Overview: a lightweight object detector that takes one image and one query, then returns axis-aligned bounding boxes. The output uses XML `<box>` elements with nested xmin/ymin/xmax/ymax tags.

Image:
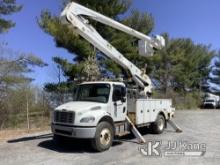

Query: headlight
<box><xmin>80</xmin><ymin>116</ymin><xmax>95</xmax><ymax>123</ymax></box>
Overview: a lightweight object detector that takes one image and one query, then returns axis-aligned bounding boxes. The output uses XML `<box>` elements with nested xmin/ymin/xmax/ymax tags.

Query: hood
<box><xmin>55</xmin><ymin>101</ymin><xmax>106</xmax><ymax>112</ymax></box>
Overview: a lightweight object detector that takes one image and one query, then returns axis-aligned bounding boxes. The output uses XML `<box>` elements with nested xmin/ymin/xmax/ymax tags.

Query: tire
<box><xmin>151</xmin><ymin>114</ymin><xmax>166</xmax><ymax>134</ymax></box>
<box><xmin>91</xmin><ymin>121</ymin><xmax>114</xmax><ymax>152</ymax></box>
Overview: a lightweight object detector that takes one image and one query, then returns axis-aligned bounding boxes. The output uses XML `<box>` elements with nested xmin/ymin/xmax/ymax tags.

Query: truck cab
<box><xmin>51</xmin><ymin>81</ymin><xmax>175</xmax><ymax>152</ymax></box>
<box><xmin>52</xmin><ymin>82</ymin><xmax>126</xmax><ymax>134</ymax></box>
<box><xmin>203</xmin><ymin>98</ymin><xmax>217</xmax><ymax>109</ymax></box>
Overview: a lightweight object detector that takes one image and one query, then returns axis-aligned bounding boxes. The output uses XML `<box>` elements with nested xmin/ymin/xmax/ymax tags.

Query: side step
<box><xmin>115</xmin><ymin>122</ymin><xmax>130</xmax><ymax>137</ymax></box>
<box><xmin>117</xmin><ymin>131</ymin><xmax>130</xmax><ymax>137</ymax></box>
<box><xmin>114</xmin><ymin>117</ymin><xmax>146</xmax><ymax>144</ymax></box>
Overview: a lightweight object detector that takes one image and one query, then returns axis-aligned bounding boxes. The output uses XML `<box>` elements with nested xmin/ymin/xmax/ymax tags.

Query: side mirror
<box><xmin>72</xmin><ymin>87</ymin><xmax>77</xmax><ymax>100</ymax></box>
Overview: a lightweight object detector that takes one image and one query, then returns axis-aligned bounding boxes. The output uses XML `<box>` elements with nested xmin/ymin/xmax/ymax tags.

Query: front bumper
<box><xmin>51</xmin><ymin>123</ymin><xmax>96</xmax><ymax>139</ymax></box>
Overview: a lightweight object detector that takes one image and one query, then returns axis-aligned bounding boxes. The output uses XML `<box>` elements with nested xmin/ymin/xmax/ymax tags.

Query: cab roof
<box><xmin>80</xmin><ymin>81</ymin><xmax>125</xmax><ymax>86</ymax></box>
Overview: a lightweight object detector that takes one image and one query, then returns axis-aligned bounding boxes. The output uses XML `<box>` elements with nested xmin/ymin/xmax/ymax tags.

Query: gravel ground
<box><xmin>0</xmin><ymin>110</ymin><xmax>220</xmax><ymax>165</ymax></box>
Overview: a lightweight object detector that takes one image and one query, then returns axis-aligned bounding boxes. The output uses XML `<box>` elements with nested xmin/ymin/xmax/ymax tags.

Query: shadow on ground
<box><xmin>38</xmin><ymin>138</ymin><xmax>124</xmax><ymax>153</ymax></box>
<box><xmin>38</xmin><ymin>127</ymin><xmax>153</xmax><ymax>153</ymax></box>
<box><xmin>7</xmin><ymin>127</ymin><xmax>170</xmax><ymax>153</ymax></box>
<box><xmin>7</xmin><ymin>133</ymin><xmax>52</xmax><ymax>143</ymax></box>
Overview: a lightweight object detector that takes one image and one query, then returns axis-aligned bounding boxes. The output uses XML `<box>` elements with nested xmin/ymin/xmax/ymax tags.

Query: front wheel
<box><xmin>151</xmin><ymin>114</ymin><xmax>166</xmax><ymax>134</ymax></box>
<box><xmin>91</xmin><ymin>121</ymin><xmax>113</xmax><ymax>152</ymax></box>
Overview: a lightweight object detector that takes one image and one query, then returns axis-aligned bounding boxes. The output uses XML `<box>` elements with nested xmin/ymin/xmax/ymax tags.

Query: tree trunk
<box><xmin>26</xmin><ymin>93</ymin><xmax>30</xmax><ymax>132</ymax></box>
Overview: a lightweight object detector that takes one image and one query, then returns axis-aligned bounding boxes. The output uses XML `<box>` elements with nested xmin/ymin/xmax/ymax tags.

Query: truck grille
<box><xmin>54</xmin><ymin>111</ymin><xmax>75</xmax><ymax>124</ymax></box>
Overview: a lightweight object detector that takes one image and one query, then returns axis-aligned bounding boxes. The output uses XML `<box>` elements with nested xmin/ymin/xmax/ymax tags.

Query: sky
<box><xmin>1</xmin><ymin>0</ymin><xmax>220</xmax><ymax>87</ymax></box>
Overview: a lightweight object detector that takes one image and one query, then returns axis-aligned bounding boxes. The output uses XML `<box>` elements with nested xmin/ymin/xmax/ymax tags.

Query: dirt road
<box><xmin>0</xmin><ymin>110</ymin><xmax>220</xmax><ymax>165</ymax></box>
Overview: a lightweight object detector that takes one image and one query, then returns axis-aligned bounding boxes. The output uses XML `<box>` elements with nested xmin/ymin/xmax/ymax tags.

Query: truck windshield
<box><xmin>74</xmin><ymin>84</ymin><xmax>110</xmax><ymax>103</ymax></box>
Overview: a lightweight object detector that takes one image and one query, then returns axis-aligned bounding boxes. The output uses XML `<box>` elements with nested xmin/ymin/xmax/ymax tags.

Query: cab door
<box><xmin>112</xmin><ymin>84</ymin><xmax>127</xmax><ymax>122</ymax></box>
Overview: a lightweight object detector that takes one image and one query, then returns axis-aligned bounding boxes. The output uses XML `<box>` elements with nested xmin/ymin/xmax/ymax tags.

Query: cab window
<box><xmin>112</xmin><ymin>85</ymin><xmax>126</xmax><ymax>102</ymax></box>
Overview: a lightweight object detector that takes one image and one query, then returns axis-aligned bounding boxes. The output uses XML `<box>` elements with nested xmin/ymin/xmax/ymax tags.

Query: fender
<box><xmin>75</xmin><ymin>109</ymin><xmax>111</xmax><ymax>127</ymax></box>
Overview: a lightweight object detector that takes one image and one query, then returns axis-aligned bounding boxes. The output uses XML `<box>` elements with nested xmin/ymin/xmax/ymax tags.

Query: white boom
<box><xmin>61</xmin><ymin>2</ymin><xmax>165</xmax><ymax>95</ymax></box>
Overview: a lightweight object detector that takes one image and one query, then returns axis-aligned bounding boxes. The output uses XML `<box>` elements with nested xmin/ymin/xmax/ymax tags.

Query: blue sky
<box><xmin>1</xmin><ymin>0</ymin><xmax>220</xmax><ymax>86</ymax></box>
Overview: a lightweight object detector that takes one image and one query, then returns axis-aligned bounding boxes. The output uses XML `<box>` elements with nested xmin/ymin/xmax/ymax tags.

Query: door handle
<box><xmin>123</xmin><ymin>107</ymin><xmax>126</xmax><ymax>113</ymax></box>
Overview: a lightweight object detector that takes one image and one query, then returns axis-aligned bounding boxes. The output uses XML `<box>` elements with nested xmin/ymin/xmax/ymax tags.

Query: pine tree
<box><xmin>150</xmin><ymin>33</ymin><xmax>213</xmax><ymax>93</ymax></box>
<box><xmin>204</xmin><ymin>52</ymin><xmax>220</xmax><ymax>94</ymax></box>
<box><xmin>0</xmin><ymin>0</ymin><xmax>22</xmax><ymax>33</ymax></box>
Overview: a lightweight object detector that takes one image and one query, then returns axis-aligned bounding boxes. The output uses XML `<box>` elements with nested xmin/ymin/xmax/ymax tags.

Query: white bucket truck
<box><xmin>51</xmin><ymin>2</ymin><xmax>178</xmax><ymax>152</ymax></box>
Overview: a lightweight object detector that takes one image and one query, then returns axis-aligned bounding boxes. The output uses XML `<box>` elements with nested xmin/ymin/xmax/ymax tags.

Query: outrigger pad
<box><xmin>167</xmin><ymin>120</ymin><xmax>183</xmax><ymax>133</ymax></box>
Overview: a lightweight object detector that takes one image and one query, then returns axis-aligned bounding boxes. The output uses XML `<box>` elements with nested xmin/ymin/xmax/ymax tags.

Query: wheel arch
<box><xmin>98</xmin><ymin>116</ymin><xmax>115</xmax><ymax>133</ymax></box>
<box><xmin>98</xmin><ymin>116</ymin><xmax>114</xmax><ymax>126</ymax></box>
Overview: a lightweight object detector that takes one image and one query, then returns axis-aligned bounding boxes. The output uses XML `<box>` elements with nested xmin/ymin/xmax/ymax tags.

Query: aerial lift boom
<box><xmin>61</xmin><ymin>2</ymin><xmax>165</xmax><ymax>96</ymax></box>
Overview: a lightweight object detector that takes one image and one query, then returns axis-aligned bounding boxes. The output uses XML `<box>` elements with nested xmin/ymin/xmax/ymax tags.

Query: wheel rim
<box><xmin>100</xmin><ymin>128</ymin><xmax>111</xmax><ymax>146</ymax></box>
<box><xmin>158</xmin><ymin>118</ymin><xmax>164</xmax><ymax>131</ymax></box>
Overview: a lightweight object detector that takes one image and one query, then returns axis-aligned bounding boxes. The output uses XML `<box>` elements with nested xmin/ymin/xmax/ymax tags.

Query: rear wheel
<box><xmin>151</xmin><ymin>114</ymin><xmax>165</xmax><ymax>134</ymax></box>
<box><xmin>91</xmin><ymin>121</ymin><xmax>113</xmax><ymax>152</ymax></box>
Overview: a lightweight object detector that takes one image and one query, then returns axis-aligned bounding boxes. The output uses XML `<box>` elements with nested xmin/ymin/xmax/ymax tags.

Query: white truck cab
<box><xmin>203</xmin><ymin>93</ymin><xmax>220</xmax><ymax>109</ymax></box>
<box><xmin>203</xmin><ymin>98</ymin><xmax>218</xmax><ymax>109</ymax></box>
<box><xmin>51</xmin><ymin>81</ymin><xmax>175</xmax><ymax>151</ymax></box>
<box><xmin>52</xmin><ymin>82</ymin><xmax>126</xmax><ymax>139</ymax></box>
